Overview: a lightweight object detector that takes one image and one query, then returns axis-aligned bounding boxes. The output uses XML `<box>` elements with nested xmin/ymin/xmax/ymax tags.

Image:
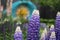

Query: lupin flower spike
<box><xmin>27</xmin><ymin>10</ymin><xmax>40</xmax><ymax>40</ymax></box>
<box><xmin>14</xmin><ymin>26</ymin><xmax>23</xmax><ymax>40</ymax></box>
<box><xmin>45</xmin><ymin>25</ymin><xmax>53</xmax><ymax>40</ymax></box>
<box><xmin>55</xmin><ymin>12</ymin><xmax>60</xmax><ymax>40</ymax></box>
<box><xmin>49</xmin><ymin>25</ymin><xmax>56</xmax><ymax>40</ymax></box>
<box><xmin>40</xmin><ymin>28</ymin><xmax>48</xmax><ymax>40</ymax></box>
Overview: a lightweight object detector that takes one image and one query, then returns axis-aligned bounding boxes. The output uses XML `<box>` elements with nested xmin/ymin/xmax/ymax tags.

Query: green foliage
<box><xmin>40</xmin><ymin>0</ymin><xmax>60</xmax><ymax>11</ymax></box>
<box><xmin>40</xmin><ymin>18</ymin><xmax>55</xmax><ymax>24</ymax></box>
<box><xmin>40</xmin><ymin>0</ymin><xmax>59</xmax><ymax>6</ymax></box>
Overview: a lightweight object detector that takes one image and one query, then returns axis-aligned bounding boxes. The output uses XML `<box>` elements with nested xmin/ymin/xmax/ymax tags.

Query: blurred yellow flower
<box><xmin>16</xmin><ymin>6</ymin><xmax>29</xmax><ymax>18</ymax></box>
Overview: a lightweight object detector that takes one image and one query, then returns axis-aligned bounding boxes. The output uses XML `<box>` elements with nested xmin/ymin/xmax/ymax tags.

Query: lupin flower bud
<box><xmin>14</xmin><ymin>26</ymin><xmax>23</xmax><ymax>40</ymax></box>
<box><xmin>55</xmin><ymin>12</ymin><xmax>60</xmax><ymax>40</ymax></box>
<box><xmin>27</xmin><ymin>10</ymin><xmax>40</xmax><ymax>40</ymax></box>
<box><xmin>49</xmin><ymin>25</ymin><xmax>56</xmax><ymax>40</ymax></box>
<box><xmin>40</xmin><ymin>28</ymin><xmax>48</xmax><ymax>40</ymax></box>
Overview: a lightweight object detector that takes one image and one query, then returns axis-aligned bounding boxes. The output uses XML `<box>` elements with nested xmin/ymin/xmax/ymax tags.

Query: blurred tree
<box><xmin>39</xmin><ymin>0</ymin><xmax>60</xmax><ymax>19</ymax></box>
<box><xmin>40</xmin><ymin>0</ymin><xmax>60</xmax><ymax>11</ymax></box>
<box><xmin>1</xmin><ymin>0</ymin><xmax>6</xmax><ymax>9</ymax></box>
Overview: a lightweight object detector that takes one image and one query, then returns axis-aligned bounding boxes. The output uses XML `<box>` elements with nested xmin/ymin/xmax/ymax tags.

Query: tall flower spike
<box><xmin>0</xmin><ymin>0</ymin><xmax>3</xmax><ymax>19</ymax></box>
<box><xmin>14</xmin><ymin>26</ymin><xmax>23</xmax><ymax>40</ymax></box>
<box><xmin>49</xmin><ymin>25</ymin><xmax>56</xmax><ymax>40</ymax></box>
<box><xmin>27</xmin><ymin>10</ymin><xmax>40</xmax><ymax>40</ymax></box>
<box><xmin>45</xmin><ymin>25</ymin><xmax>51</xmax><ymax>40</ymax></box>
<box><xmin>6</xmin><ymin>0</ymin><xmax>13</xmax><ymax>16</ymax></box>
<box><xmin>40</xmin><ymin>28</ymin><xmax>48</xmax><ymax>40</ymax></box>
<box><xmin>55</xmin><ymin>12</ymin><xmax>60</xmax><ymax>40</ymax></box>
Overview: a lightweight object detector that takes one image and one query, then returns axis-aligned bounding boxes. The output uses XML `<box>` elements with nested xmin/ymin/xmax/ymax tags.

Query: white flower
<box><xmin>32</xmin><ymin>10</ymin><xmax>39</xmax><ymax>15</ymax></box>
<box><xmin>50</xmin><ymin>25</ymin><xmax>54</xmax><ymax>30</ymax></box>
<box><xmin>40</xmin><ymin>28</ymin><xmax>48</xmax><ymax>40</ymax></box>
<box><xmin>50</xmin><ymin>32</ymin><xmax>56</xmax><ymax>38</ymax></box>
<box><xmin>15</xmin><ymin>26</ymin><xmax>22</xmax><ymax>33</ymax></box>
<box><xmin>57</xmin><ymin>12</ymin><xmax>60</xmax><ymax>16</ymax></box>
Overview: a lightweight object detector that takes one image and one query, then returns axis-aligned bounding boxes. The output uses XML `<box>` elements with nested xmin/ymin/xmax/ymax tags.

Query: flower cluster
<box><xmin>40</xmin><ymin>28</ymin><xmax>48</xmax><ymax>40</ymax></box>
<box><xmin>55</xmin><ymin>12</ymin><xmax>60</xmax><ymax>40</ymax></box>
<box><xmin>45</xmin><ymin>25</ymin><xmax>51</xmax><ymax>40</ymax></box>
<box><xmin>27</xmin><ymin>10</ymin><xmax>40</xmax><ymax>40</ymax></box>
<box><xmin>14</xmin><ymin>26</ymin><xmax>23</xmax><ymax>40</ymax></box>
<box><xmin>49</xmin><ymin>25</ymin><xmax>56</xmax><ymax>40</ymax></box>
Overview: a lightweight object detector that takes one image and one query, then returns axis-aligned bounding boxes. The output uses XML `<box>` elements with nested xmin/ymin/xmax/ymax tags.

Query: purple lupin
<box><xmin>45</xmin><ymin>25</ymin><xmax>51</xmax><ymax>40</ymax></box>
<box><xmin>49</xmin><ymin>25</ymin><xmax>56</xmax><ymax>40</ymax></box>
<box><xmin>14</xmin><ymin>26</ymin><xmax>23</xmax><ymax>40</ymax></box>
<box><xmin>55</xmin><ymin>12</ymin><xmax>60</xmax><ymax>40</ymax></box>
<box><xmin>27</xmin><ymin>10</ymin><xmax>40</xmax><ymax>40</ymax></box>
